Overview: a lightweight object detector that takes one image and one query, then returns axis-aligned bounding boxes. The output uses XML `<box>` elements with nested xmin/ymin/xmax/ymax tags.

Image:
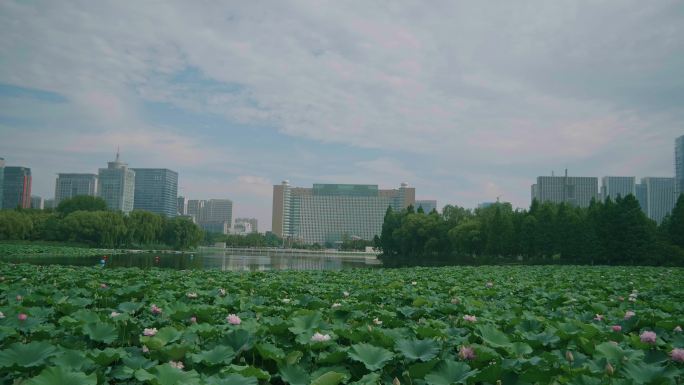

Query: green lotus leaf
<box><xmin>222</xmin><ymin>329</ymin><xmax>254</xmax><ymax>353</ymax></box>
<box><xmin>256</xmin><ymin>342</ymin><xmax>285</xmax><ymax>361</ymax></box>
<box><xmin>348</xmin><ymin>343</ymin><xmax>394</xmax><ymax>371</ymax></box>
<box><xmin>395</xmin><ymin>339</ymin><xmax>440</xmax><ymax>362</ymax></box>
<box><xmin>25</xmin><ymin>366</ymin><xmax>97</xmax><ymax>385</ymax></box>
<box><xmin>424</xmin><ymin>360</ymin><xmax>479</xmax><ymax>385</ymax></box>
<box><xmin>83</xmin><ymin>322</ymin><xmax>118</xmax><ymax>344</ymax></box>
<box><xmin>477</xmin><ymin>325</ymin><xmax>512</xmax><ymax>348</ymax></box>
<box><xmin>351</xmin><ymin>372</ymin><xmax>381</xmax><ymax>385</ymax></box>
<box><xmin>204</xmin><ymin>374</ymin><xmax>258</xmax><ymax>385</ymax></box>
<box><xmin>621</xmin><ymin>361</ymin><xmax>677</xmax><ymax>384</ymax></box>
<box><xmin>289</xmin><ymin>311</ymin><xmax>326</xmax><ymax>335</ymax></box>
<box><xmin>279</xmin><ymin>365</ymin><xmax>310</xmax><ymax>385</ymax></box>
<box><xmin>190</xmin><ymin>345</ymin><xmax>236</xmax><ymax>366</ymax></box>
<box><xmin>310</xmin><ymin>371</ymin><xmax>346</xmax><ymax>385</ymax></box>
<box><xmin>0</xmin><ymin>341</ymin><xmax>58</xmax><ymax>368</ymax></box>
<box><xmin>227</xmin><ymin>364</ymin><xmax>271</xmax><ymax>380</ymax></box>
<box><xmin>145</xmin><ymin>363</ymin><xmax>201</xmax><ymax>385</ymax></box>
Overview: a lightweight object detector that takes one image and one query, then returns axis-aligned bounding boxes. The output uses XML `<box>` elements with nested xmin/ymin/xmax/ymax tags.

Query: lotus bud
<box><xmin>496</xmin><ymin>381</ymin><xmax>502</xmax><ymax>385</ymax></box>
<box><xmin>605</xmin><ymin>362</ymin><xmax>614</xmax><ymax>376</ymax></box>
<box><xmin>393</xmin><ymin>378</ymin><xmax>401</xmax><ymax>385</ymax></box>
<box><xmin>565</xmin><ymin>351</ymin><xmax>574</xmax><ymax>362</ymax></box>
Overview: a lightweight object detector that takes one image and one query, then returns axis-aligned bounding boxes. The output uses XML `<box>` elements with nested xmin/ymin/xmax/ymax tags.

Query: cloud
<box><xmin>1</xmin><ymin>0</ymin><xmax>682</xmax><ymax>231</ymax></box>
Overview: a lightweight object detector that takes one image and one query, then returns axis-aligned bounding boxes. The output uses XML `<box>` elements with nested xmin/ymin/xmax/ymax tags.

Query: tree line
<box><xmin>379</xmin><ymin>194</ymin><xmax>684</xmax><ymax>266</ymax></box>
<box><xmin>0</xmin><ymin>196</ymin><xmax>203</xmax><ymax>249</ymax></box>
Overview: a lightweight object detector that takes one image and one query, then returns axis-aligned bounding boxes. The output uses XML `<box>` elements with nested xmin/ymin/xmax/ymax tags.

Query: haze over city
<box><xmin>1</xmin><ymin>1</ymin><xmax>683</xmax><ymax>231</ymax></box>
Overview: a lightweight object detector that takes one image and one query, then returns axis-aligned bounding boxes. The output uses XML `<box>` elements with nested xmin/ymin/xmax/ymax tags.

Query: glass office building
<box><xmin>272</xmin><ymin>181</ymin><xmax>415</xmax><ymax>244</ymax></box>
<box><xmin>54</xmin><ymin>173</ymin><xmax>98</xmax><ymax>206</ymax></box>
<box><xmin>98</xmin><ymin>152</ymin><xmax>135</xmax><ymax>214</ymax></box>
<box><xmin>132</xmin><ymin>168</ymin><xmax>178</xmax><ymax>217</ymax></box>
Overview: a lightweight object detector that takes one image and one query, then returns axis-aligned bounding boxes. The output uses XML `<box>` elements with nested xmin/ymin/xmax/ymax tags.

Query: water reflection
<box><xmin>2</xmin><ymin>251</ymin><xmax>381</xmax><ymax>271</ymax></box>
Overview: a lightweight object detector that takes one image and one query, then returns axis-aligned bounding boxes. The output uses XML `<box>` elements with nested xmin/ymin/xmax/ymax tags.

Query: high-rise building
<box><xmin>177</xmin><ymin>196</ymin><xmax>187</xmax><ymax>216</ymax></box>
<box><xmin>272</xmin><ymin>181</ymin><xmax>416</xmax><ymax>244</ymax></box>
<box><xmin>0</xmin><ymin>157</ymin><xmax>4</xmax><ymax>209</ymax></box>
<box><xmin>2</xmin><ymin>166</ymin><xmax>32</xmax><ymax>209</ymax></box>
<box><xmin>97</xmin><ymin>151</ymin><xmax>135</xmax><ymax>214</ymax></box>
<box><xmin>641</xmin><ymin>177</ymin><xmax>676</xmax><ymax>224</ymax></box>
<box><xmin>531</xmin><ymin>170</ymin><xmax>598</xmax><ymax>208</ymax></box>
<box><xmin>635</xmin><ymin>183</ymin><xmax>647</xmax><ymax>212</ymax></box>
<box><xmin>187</xmin><ymin>199</ymin><xmax>205</xmax><ymax>223</ymax></box>
<box><xmin>676</xmin><ymin>135</ymin><xmax>684</xmax><ymax>198</ymax></box>
<box><xmin>601</xmin><ymin>176</ymin><xmax>636</xmax><ymax>201</ymax></box>
<box><xmin>54</xmin><ymin>173</ymin><xmax>98</xmax><ymax>205</ymax></box>
<box><xmin>235</xmin><ymin>217</ymin><xmax>258</xmax><ymax>234</ymax></box>
<box><xmin>132</xmin><ymin>168</ymin><xmax>178</xmax><ymax>217</ymax></box>
<box><xmin>31</xmin><ymin>196</ymin><xmax>43</xmax><ymax>209</ymax></box>
<box><xmin>201</xmin><ymin>199</ymin><xmax>233</xmax><ymax>231</ymax></box>
<box><xmin>415</xmin><ymin>200</ymin><xmax>437</xmax><ymax>213</ymax></box>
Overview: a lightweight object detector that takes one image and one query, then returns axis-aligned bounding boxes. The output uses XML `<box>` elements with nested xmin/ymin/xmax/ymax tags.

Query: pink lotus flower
<box><xmin>142</xmin><ymin>345</ymin><xmax>150</xmax><ymax>353</ymax></box>
<box><xmin>458</xmin><ymin>346</ymin><xmax>476</xmax><ymax>360</ymax></box>
<box><xmin>411</xmin><ymin>281</ymin><xmax>417</xmax><ymax>285</ymax></box>
<box><xmin>0</xmin><ymin>312</ymin><xmax>4</xmax><ymax>319</ymax></box>
<box><xmin>605</xmin><ymin>362</ymin><xmax>614</xmax><ymax>375</ymax></box>
<box><xmin>640</xmin><ymin>331</ymin><xmax>657</xmax><ymax>344</ymax></box>
<box><xmin>611</xmin><ymin>325</ymin><xmax>622</xmax><ymax>332</ymax></box>
<box><xmin>169</xmin><ymin>361</ymin><xmax>184</xmax><ymax>369</ymax></box>
<box><xmin>186</xmin><ymin>292</ymin><xmax>198</xmax><ymax>299</ymax></box>
<box><xmin>373</xmin><ymin>317</ymin><xmax>383</xmax><ymax>325</ymax></box>
<box><xmin>17</xmin><ymin>313</ymin><xmax>27</xmax><ymax>321</ymax></box>
<box><xmin>594</xmin><ymin>314</ymin><xmax>604</xmax><ymax>322</ymax></box>
<box><xmin>16</xmin><ymin>295</ymin><xmax>22</xmax><ymax>301</ymax></box>
<box><xmin>674</xmin><ymin>326</ymin><xmax>683</xmax><ymax>333</ymax></box>
<box><xmin>331</xmin><ymin>303</ymin><xmax>341</xmax><ymax>308</ymax></box>
<box><xmin>110</xmin><ymin>311</ymin><xmax>121</xmax><ymax>318</ymax></box>
<box><xmin>343</xmin><ymin>291</ymin><xmax>350</xmax><ymax>297</ymax></box>
<box><xmin>143</xmin><ymin>328</ymin><xmax>158</xmax><ymax>336</ymax></box>
<box><xmin>311</xmin><ymin>332</ymin><xmax>331</xmax><ymax>342</ymax></box>
<box><xmin>226</xmin><ymin>314</ymin><xmax>241</xmax><ymax>325</ymax></box>
<box><xmin>671</xmin><ymin>348</ymin><xmax>684</xmax><ymax>363</ymax></box>
<box><xmin>190</xmin><ymin>316</ymin><xmax>197</xmax><ymax>323</ymax></box>
<box><xmin>485</xmin><ymin>281</ymin><xmax>494</xmax><ymax>288</ymax></box>
<box><xmin>624</xmin><ymin>311</ymin><xmax>635</xmax><ymax>320</ymax></box>
<box><xmin>100</xmin><ymin>283</ymin><xmax>108</xmax><ymax>289</ymax></box>
<box><xmin>463</xmin><ymin>315</ymin><xmax>477</xmax><ymax>323</ymax></box>
<box><xmin>218</xmin><ymin>288</ymin><xmax>226</xmax><ymax>296</ymax></box>
<box><xmin>617</xmin><ymin>296</ymin><xmax>624</xmax><ymax>301</ymax></box>
<box><xmin>150</xmin><ymin>304</ymin><xmax>162</xmax><ymax>315</ymax></box>
<box><xmin>565</xmin><ymin>351</ymin><xmax>574</xmax><ymax>362</ymax></box>
<box><xmin>450</xmin><ymin>297</ymin><xmax>461</xmax><ymax>305</ymax></box>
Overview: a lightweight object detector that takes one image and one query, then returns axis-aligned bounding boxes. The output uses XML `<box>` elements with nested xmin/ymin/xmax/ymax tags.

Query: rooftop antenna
<box><xmin>115</xmin><ymin>146</ymin><xmax>120</xmax><ymax>162</ymax></box>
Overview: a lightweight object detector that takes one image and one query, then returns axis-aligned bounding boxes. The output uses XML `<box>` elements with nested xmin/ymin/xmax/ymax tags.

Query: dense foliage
<box><xmin>0</xmin><ymin>197</ymin><xmax>203</xmax><ymax>250</ymax></box>
<box><xmin>204</xmin><ymin>232</ymin><xmax>283</xmax><ymax>248</ymax></box>
<box><xmin>0</xmin><ymin>243</ymin><xmax>121</xmax><ymax>258</ymax></box>
<box><xmin>1</xmin><ymin>264</ymin><xmax>683</xmax><ymax>384</ymax></box>
<box><xmin>380</xmin><ymin>195</ymin><xmax>684</xmax><ymax>266</ymax></box>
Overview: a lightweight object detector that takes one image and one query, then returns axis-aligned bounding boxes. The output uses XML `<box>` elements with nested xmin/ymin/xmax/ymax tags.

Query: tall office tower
<box><xmin>272</xmin><ymin>181</ymin><xmax>416</xmax><ymax>244</ymax></box>
<box><xmin>31</xmin><ymin>196</ymin><xmax>44</xmax><ymax>209</ymax></box>
<box><xmin>415</xmin><ymin>200</ymin><xmax>437</xmax><ymax>213</ymax></box>
<box><xmin>601</xmin><ymin>176</ymin><xmax>636</xmax><ymax>201</ymax></box>
<box><xmin>531</xmin><ymin>170</ymin><xmax>598</xmax><ymax>208</ymax></box>
<box><xmin>187</xmin><ymin>199</ymin><xmax>205</xmax><ymax>223</ymax></box>
<box><xmin>635</xmin><ymin>183</ymin><xmax>648</xmax><ymax>212</ymax></box>
<box><xmin>177</xmin><ymin>196</ymin><xmax>187</xmax><ymax>216</ymax></box>
<box><xmin>235</xmin><ymin>217</ymin><xmax>258</xmax><ymax>234</ymax></box>
<box><xmin>54</xmin><ymin>173</ymin><xmax>98</xmax><ymax>206</ymax></box>
<box><xmin>0</xmin><ymin>158</ymin><xmax>4</xmax><ymax>209</ymax></box>
<box><xmin>676</xmin><ymin>135</ymin><xmax>684</xmax><ymax>198</ymax></box>
<box><xmin>132</xmin><ymin>168</ymin><xmax>178</xmax><ymax>217</ymax></box>
<box><xmin>641</xmin><ymin>177</ymin><xmax>676</xmax><ymax>224</ymax></box>
<box><xmin>97</xmin><ymin>151</ymin><xmax>135</xmax><ymax>214</ymax></box>
<box><xmin>2</xmin><ymin>166</ymin><xmax>32</xmax><ymax>209</ymax></box>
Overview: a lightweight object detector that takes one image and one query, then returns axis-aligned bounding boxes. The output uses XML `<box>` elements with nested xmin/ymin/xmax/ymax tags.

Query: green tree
<box><xmin>56</xmin><ymin>196</ymin><xmax>107</xmax><ymax>216</ymax></box>
<box><xmin>664</xmin><ymin>194</ymin><xmax>684</xmax><ymax>248</ymax></box>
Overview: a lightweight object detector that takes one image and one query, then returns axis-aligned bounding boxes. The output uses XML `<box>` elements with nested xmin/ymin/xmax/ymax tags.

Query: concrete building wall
<box><xmin>54</xmin><ymin>173</ymin><xmax>98</xmax><ymax>206</ymax></box>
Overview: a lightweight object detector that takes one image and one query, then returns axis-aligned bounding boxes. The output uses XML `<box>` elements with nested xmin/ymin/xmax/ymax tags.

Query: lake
<box><xmin>1</xmin><ymin>250</ymin><xmax>385</xmax><ymax>271</ymax></box>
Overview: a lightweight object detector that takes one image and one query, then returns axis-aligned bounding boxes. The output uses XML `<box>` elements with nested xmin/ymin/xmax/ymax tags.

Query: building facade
<box><xmin>272</xmin><ymin>181</ymin><xmax>416</xmax><ymax>244</ymax></box>
<box><xmin>177</xmin><ymin>196</ymin><xmax>187</xmax><ymax>216</ymax></box>
<box><xmin>2</xmin><ymin>166</ymin><xmax>32</xmax><ymax>209</ymax></box>
<box><xmin>676</xmin><ymin>135</ymin><xmax>684</xmax><ymax>198</ymax></box>
<box><xmin>641</xmin><ymin>177</ymin><xmax>676</xmax><ymax>224</ymax></box>
<box><xmin>415</xmin><ymin>200</ymin><xmax>437</xmax><ymax>213</ymax></box>
<box><xmin>31</xmin><ymin>196</ymin><xmax>43</xmax><ymax>209</ymax></box>
<box><xmin>234</xmin><ymin>217</ymin><xmax>258</xmax><ymax>234</ymax></box>
<box><xmin>635</xmin><ymin>183</ymin><xmax>648</xmax><ymax>212</ymax></box>
<box><xmin>187</xmin><ymin>200</ymin><xmax>205</xmax><ymax>223</ymax></box>
<box><xmin>97</xmin><ymin>152</ymin><xmax>135</xmax><ymax>214</ymax></box>
<box><xmin>531</xmin><ymin>171</ymin><xmax>598</xmax><ymax>208</ymax></box>
<box><xmin>54</xmin><ymin>173</ymin><xmax>98</xmax><ymax>206</ymax></box>
<box><xmin>0</xmin><ymin>158</ymin><xmax>4</xmax><ymax>209</ymax></box>
<box><xmin>601</xmin><ymin>176</ymin><xmax>636</xmax><ymax>201</ymax></box>
<box><xmin>132</xmin><ymin>168</ymin><xmax>178</xmax><ymax>217</ymax></box>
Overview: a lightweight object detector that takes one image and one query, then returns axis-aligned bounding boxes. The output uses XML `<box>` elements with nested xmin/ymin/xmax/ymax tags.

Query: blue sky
<box><xmin>1</xmin><ymin>1</ymin><xmax>683</xmax><ymax>230</ymax></box>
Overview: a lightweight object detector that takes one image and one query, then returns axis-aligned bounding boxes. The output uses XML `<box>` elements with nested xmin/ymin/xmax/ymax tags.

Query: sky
<box><xmin>1</xmin><ymin>1</ymin><xmax>683</xmax><ymax>231</ymax></box>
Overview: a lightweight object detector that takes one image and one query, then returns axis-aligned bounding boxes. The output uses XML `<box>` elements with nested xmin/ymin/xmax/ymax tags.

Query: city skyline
<box><xmin>1</xmin><ymin>2</ymin><xmax>683</xmax><ymax>231</ymax></box>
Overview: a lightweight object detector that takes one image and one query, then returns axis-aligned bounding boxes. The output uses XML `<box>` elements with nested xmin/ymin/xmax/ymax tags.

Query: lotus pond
<box><xmin>0</xmin><ymin>264</ymin><xmax>683</xmax><ymax>385</ymax></box>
